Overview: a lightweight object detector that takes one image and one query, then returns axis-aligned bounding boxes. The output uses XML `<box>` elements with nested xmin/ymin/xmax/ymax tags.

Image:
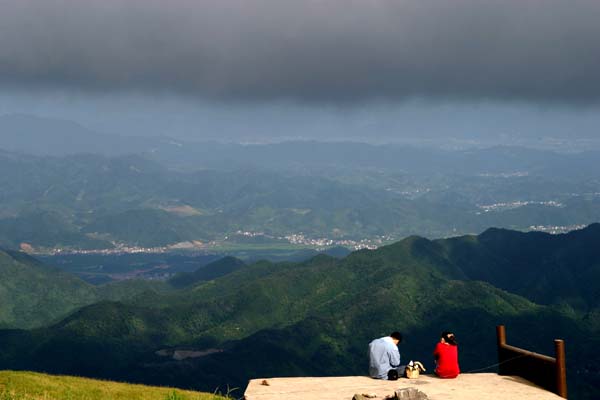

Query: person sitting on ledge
<box><xmin>434</xmin><ymin>331</ymin><xmax>460</xmax><ymax>379</ymax></box>
<box><xmin>368</xmin><ymin>331</ymin><xmax>404</xmax><ymax>380</ymax></box>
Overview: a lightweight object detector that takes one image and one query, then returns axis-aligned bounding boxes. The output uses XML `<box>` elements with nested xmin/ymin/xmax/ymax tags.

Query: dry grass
<box><xmin>0</xmin><ymin>371</ymin><xmax>227</xmax><ymax>400</ymax></box>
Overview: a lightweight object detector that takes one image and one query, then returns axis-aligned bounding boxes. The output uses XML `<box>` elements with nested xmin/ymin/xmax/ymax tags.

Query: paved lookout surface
<box><xmin>245</xmin><ymin>374</ymin><xmax>565</xmax><ymax>400</ymax></box>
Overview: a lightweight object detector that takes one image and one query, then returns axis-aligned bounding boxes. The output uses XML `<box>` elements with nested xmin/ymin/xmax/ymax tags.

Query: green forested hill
<box><xmin>0</xmin><ymin>226</ymin><xmax>599</xmax><ymax>398</ymax></box>
<box><xmin>0</xmin><ymin>249</ymin><xmax>170</xmax><ymax>329</ymax></box>
<box><xmin>0</xmin><ymin>249</ymin><xmax>98</xmax><ymax>329</ymax></box>
<box><xmin>0</xmin><ymin>256</ymin><xmax>545</xmax><ymax>386</ymax></box>
<box><xmin>168</xmin><ymin>257</ymin><xmax>247</xmax><ymax>288</ymax></box>
<box><xmin>436</xmin><ymin>223</ymin><xmax>600</xmax><ymax>310</ymax></box>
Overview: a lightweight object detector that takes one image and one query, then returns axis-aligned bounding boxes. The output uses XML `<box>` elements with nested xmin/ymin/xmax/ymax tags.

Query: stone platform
<box><xmin>244</xmin><ymin>374</ymin><xmax>565</xmax><ymax>400</ymax></box>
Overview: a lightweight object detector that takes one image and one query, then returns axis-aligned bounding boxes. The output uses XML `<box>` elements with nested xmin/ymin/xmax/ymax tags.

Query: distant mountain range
<box><xmin>0</xmin><ymin>225</ymin><xmax>598</xmax><ymax>398</ymax></box>
<box><xmin>0</xmin><ymin>114</ymin><xmax>167</xmax><ymax>156</ymax></box>
<box><xmin>0</xmin><ymin>147</ymin><xmax>599</xmax><ymax>251</ymax></box>
<box><xmin>2</xmin><ymin>113</ymin><xmax>600</xmax><ymax>179</ymax></box>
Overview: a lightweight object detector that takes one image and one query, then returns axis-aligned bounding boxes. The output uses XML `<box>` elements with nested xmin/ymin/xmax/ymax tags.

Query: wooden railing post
<box><xmin>496</xmin><ymin>325</ymin><xmax>506</xmax><ymax>346</ymax></box>
<box><xmin>494</xmin><ymin>326</ymin><xmax>568</xmax><ymax>398</ymax></box>
<box><xmin>496</xmin><ymin>325</ymin><xmax>506</xmax><ymax>374</ymax></box>
<box><xmin>555</xmin><ymin>339</ymin><xmax>567</xmax><ymax>398</ymax></box>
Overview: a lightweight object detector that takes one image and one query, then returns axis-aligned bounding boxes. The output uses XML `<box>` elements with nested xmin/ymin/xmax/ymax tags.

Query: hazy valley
<box><xmin>1</xmin><ymin>115</ymin><xmax>599</xmax><ymax>261</ymax></box>
<box><xmin>1</xmin><ymin>116</ymin><xmax>599</xmax><ymax>399</ymax></box>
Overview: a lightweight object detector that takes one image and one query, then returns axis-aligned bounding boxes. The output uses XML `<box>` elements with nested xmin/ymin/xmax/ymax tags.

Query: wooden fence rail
<box><xmin>496</xmin><ymin>325</ymin><xmax>567</xmax><ymax>398</ymax></box>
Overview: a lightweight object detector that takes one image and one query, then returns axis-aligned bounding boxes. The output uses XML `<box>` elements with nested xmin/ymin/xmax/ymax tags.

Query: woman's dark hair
<box><xmin>441</xmin><ymin>331</ymin><xmax>457</xmax><ymax>346</ymax></box>
<box><xmin>390</xmin><ymin>332</ymin><xmax>403</xmax><ymax>342</ymax></box>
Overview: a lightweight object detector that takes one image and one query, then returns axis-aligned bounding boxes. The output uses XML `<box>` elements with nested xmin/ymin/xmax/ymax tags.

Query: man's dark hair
<box><xmin>390</xmin><ymin>332</ymin><xmax>403</xmax><ymax>342</ymax></box>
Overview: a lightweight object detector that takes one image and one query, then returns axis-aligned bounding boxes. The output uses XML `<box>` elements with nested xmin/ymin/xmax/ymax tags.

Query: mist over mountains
<box><xmin>1</xmin><ymin>113</ymin><xmax>599</xmax><ymax>398</ymax></box>
<box><xmin>1</xmin><ymin>114</ymin><xmax>599</xmax><ymax>254</ymax></box>
<box><xmin>2</xmin><ymin>114</ymin><xmax>600</xmax><ymax>174</ymax></box>
<box><xmin>0</xmin><ymin>114</ymin><xmax>170</xmax><ymax>156</ymax></box>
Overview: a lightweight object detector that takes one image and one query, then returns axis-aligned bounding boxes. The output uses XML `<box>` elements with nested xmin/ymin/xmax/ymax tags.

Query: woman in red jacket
<box><xmin>433</xmin><ymin>331</ymin><xmax>460</xmax><ymax>378</ymax></box>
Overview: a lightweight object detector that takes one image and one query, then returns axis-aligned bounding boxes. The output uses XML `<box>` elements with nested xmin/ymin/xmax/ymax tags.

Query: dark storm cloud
<box><xmin>1</xmin><ymin>0</ymin><xmax>600</xmax><ymax>103</ymax></box>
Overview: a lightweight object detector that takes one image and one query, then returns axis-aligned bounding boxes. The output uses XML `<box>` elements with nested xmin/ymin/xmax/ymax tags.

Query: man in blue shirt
<box><xmin>368</xmin><ymin>332</ymin><xmax>403</xmax><ymax>379</ymax></box>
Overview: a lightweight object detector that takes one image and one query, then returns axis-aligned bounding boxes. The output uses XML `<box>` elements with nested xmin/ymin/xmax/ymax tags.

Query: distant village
<box><xmin>25</xmin><ymin>231</ymin><xmax>396</xmax><ymax>256</ymax></box>
<box><xmin>24</xmin><ymin>220</ymin><xmax>589</xmax><ymax>256</ymax></box>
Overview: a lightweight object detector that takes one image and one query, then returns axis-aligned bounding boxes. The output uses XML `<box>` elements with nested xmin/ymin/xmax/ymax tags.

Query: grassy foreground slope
<box><xmin>0</xmin><ymin>371</ymin><xmax>224</xmax><ymax>400</ymax></box>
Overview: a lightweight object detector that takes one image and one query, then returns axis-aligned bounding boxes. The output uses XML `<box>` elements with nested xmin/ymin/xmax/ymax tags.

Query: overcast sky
<box><xmin>1</xmin><ymin>0</ymin><xmax>599</xmax><ymax>147</ymax></box>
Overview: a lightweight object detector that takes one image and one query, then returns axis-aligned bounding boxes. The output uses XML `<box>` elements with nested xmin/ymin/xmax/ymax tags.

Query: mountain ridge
<box><xmin>1</xmin><ymin>225</ymin><xmax>599</xmax><ymax>397</ymax></box>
